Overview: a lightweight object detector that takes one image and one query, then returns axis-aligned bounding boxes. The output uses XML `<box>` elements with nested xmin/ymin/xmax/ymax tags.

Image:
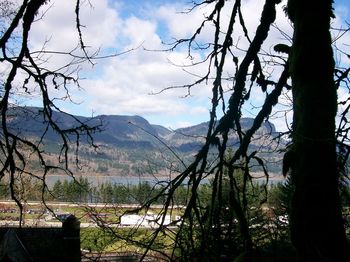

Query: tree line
<box><xmin>0</xmin><ymin>175</ymin><xmax>307</xmax><ymax>210</ymax></box>
<box><xmin>0</xmin><ymin>177</ymin><xmax>163</xmax><ymax>204</ymax></box>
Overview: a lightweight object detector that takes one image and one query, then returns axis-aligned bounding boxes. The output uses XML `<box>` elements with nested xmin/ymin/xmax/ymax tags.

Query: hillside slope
<box><xmin>5</xmin><ymin>106</ymin><xmax>282</xmax><ymax>177</ymax></box>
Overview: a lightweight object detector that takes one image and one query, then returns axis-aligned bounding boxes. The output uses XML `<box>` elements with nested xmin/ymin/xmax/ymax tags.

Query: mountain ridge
<box><xmin>7</xmin><ymin>106</ymin><xmax>277</xmax><ymax>152</ymax></box>
<box><xmin>4</xmin><ymin>106</ymin><xmax>281</xmax><ymax>176</ymax></box>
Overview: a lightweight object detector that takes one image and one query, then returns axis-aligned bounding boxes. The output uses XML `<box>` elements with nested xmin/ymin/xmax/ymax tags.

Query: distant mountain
<box><xmin>91</xmin><ymin>115</ymin><xmax>159</xmax><ymax>149</ymax></box>
<box><xmin>7</xmin><ymin>107</ymin><xmax>160</xmax><ymax>149</ymax></box>
<box><xmin>151</xmin><ymin>124</ymin><xmax>172</xmax><ymax>138</ymax></box>
<box><xmin>162</xmin><ymin>118</ymin><xmax>276</xmax><ymax>152</ymax></box>
<box><xmin>4</xmin><ymin>106</ymin><xmax>282</xmax><ymax>176</ymax></box>
<box><xmin>7</xmin><ymin>106</ymin><xmax>277</xmax><ymax>152</ymax></box>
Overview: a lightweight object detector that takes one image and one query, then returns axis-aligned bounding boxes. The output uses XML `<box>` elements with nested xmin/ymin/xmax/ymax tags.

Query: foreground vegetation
<box><xmin>0</xmin><ymin>176</ymin><xmax>348</xmax><ymax>260</ymax></box>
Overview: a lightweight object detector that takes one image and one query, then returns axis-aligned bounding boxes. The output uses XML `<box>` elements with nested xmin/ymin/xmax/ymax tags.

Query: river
<box><xmin>45</xmin><ymin>173</ymin><xmax>283</xmax><ymax>187</ymax></box>
<box><xmin>45</xmin><ymin>174</ymin><xmax>176</xmax><ymax>187</ymax></box>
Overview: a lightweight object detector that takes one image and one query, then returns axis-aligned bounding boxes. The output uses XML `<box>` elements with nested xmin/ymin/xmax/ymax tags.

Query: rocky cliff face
<box><xmin>4</xmin><ymin>106</ymin><xmax>281</xmax><ymax>176</ymax></box>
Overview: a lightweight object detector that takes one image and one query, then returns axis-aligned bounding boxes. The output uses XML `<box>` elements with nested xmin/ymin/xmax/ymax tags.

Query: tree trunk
<box><xmin>288</xmin><ymin>0</ymin><xmax>349</xmax><ymax>260</ymax></box>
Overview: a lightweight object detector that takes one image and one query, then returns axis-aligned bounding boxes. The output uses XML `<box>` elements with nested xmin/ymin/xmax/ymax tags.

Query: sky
<box><xmin>15</xmin><ymin>0</ymin><xmax>350</xmax><ymax>131</ymax></box>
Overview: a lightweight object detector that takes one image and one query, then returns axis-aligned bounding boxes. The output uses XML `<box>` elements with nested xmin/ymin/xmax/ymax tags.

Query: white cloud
<box><xmin>29</xmin><ymin>0</ymin><xmax>121</xmax><ymax>70</ymax></box>
<box><xmin>14</xmin><ymin>0</ymin><xmax>349</xmax><ymax>131</ymax></box>
<box><xmin>121</xmin><ymin>16</ymin><xmax>161</xmax><ymax>48</ymax></box>
<box><xmin>77</xmin><ymin>0</ymin><xmax>294</xmax><ymax>129</ymax></box>
<box><xmin>171</xmin><ymin>121</ymin><xmax>194</xmax><ymax>129</ymax></box>
<box><xmin>156</xmin><ymin>3</ymin><xmax>215</xmax><ymax>42</ymax></box>
<box><xmin>75</xmin><ymin>4</ymin><xmax>215</xmax><ymax>125</ymax></box>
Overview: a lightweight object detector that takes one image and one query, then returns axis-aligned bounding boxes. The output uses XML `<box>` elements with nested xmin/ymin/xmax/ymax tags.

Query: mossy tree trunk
<box><xmin>288</xmin><ymin>0</ymin><xmax>349</xmax><ymax>260</ymax></box>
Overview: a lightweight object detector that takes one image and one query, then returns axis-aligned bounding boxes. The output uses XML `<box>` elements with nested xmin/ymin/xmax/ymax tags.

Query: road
<box><xmin>0</xmin><ymin>200</ymin><xmax>184</xmax><ymax>209</ymax></box>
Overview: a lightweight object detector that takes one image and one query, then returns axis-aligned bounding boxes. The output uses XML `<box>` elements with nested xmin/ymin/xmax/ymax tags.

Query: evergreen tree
<box><xmin>52</xmin><ymin>180</ymin><xmax>63</xmax><ymax>201</ymax></box>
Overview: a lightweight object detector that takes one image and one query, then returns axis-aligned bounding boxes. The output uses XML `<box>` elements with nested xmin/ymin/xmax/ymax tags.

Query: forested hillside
<box><xmin>6</xmin><ymin>106</ymin><xmax>282</xmax><ymax>177</ymax></box>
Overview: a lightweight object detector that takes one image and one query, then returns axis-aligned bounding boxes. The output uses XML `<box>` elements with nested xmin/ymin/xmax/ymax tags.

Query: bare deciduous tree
<box><xmin>0</xmin><ymin>0</ymin><xmax>103</xmax><ymax>224</ymax></box>
<box><xmin>135</xmin><ymin>0</ymin><xmax>350</xmax><ymax>261</ymax></box>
